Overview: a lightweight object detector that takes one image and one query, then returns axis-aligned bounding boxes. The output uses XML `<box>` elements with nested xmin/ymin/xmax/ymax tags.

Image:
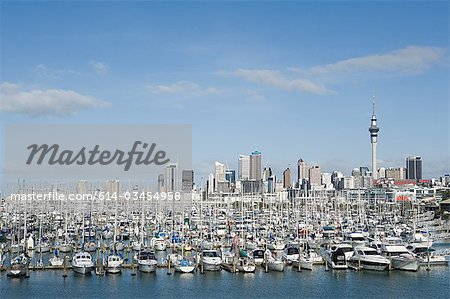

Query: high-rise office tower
<box><xmin>215</xmin><ymin>161</ymin><xmax>226</xmax><ymax>182</ymax></box>
<box><xmin>250</xmin><ymin>151</ymin><xmax>262</xmax><ymax>181</ymax></box>
<box><xmin>165</xmin><ymin>164</ymin><xmax>177</xmax><ymax>192</ymax></box>
<box><xmin>262</xmin><ymin>167</ymin><xmax>272</xmax><ymax>181</ymax></box>
<box><xmin>157</xmin><ymin>174</ymin><xmax>165</xmax><ymax>193</ymax></box>
<box><xmin>406</xmin><ymin>156</ymin><xmax>422</xmax><ymax>180</ymax></box>
<box><xmin>77</xmin><ymin>180</ymin><xmax>88</xmax><ymax>194</ymax></box>
<box><xmin>385</xmin><ymin>167</ymin><xmax>407</xmax><ymax>180</ymax></box>
<box><xmin>309</xmin><ymin>165</ymin><xmax>321</xmax><ymax>187</ymax></box>
<box><xmin>369</xmin><ymin>96</ymin><xmax>379</xmax><ymax>179</ymax></box>
<box><xmin>181</xmin><ymin>170</ymin><xmax>194</xmax><ymax>192</ymax></box>
<box><xmin>238</xmin><ymin>155</ymin><xmax>250</xmax><ymax>180</ymax></box>
<box><xmin>283</xmin><ymin>167</ymin><xmax>292</xmax><ymax>189</ymax></box>
<box><xmin>297</xmin><ymin>159</ymin><xmax>309</xmax><ymax>182</ymax></box>
<box><xmin>225</xmin><ymin>169</ymin><xmax>236</xmax><ymax>183</ymax></box>
<box><xmin>106</xmin><ymin>179</ymin><xmax>119</xmax><ymax>195</ymax></box>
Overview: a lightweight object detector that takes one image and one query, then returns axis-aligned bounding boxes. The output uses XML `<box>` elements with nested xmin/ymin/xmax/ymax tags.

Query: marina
<box><xmin>1</xmin><ymin>190</ymin><xmax>449</xmax><ymax>281</ymax></box>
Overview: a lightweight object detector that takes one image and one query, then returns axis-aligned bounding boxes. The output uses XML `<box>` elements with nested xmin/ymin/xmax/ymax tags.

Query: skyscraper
<box><xmin>181</xmin><ymin>170</ymin><xmax>194</xmax><ymax>192</ymax></box>
<box><xmin>215</xmin><ymin>161</ymin><xmax>226</xmax><ymax>182</ymax></box>
<box><xmin>238</xmin><ymin>155</ymin><xmax>250</xmax><ymax>180</ymax></box>
<box><xmin>157</xmin><ymin>174</ymin><xmax>165</xmax><ymax>193</ymax></box>
<box><xmin>309</xmin><ymin>165</ymin><xmax>321</xmax><ymax>187</ymax></box>
<box><xmin>76</xmin><ymin>180</ymin><xmax>88</xmax><ymax>194</ymax></box>
<box><xmin>297</xmin><ymin>159</ymin><xmax>309</xmax><ymax>182</ymax></box>
<box><xmin>250</xmin><ymin>150</ymin><xmax>262</xmax><ymax>181</ymax></box>
<box><xmin>283</xmin><ymin>167</ymin><xmax>292</xmax><ymax>189</ymax></box>
<box><xmin>369</xmin><ymin>96</ymin><xmax>379</xmax><ymax>179</ymax></box>
<box><xmin>106</xmin><ymin>179</ymin><xmax>119</xmax><ymax>195</ymax></box>
<box><xmin>262</xmin><ymin>167</ymin><xmax>272</xmax><ymax>181</ymax></box>
<box><xmin>165</xmin><ymin>164</ymin><xmax>177</xmax><ymax>192</ymax></box>
<box><xmin>225</xmin><ymin>169</ymin><xmax>236</xmax><ymax>183</ymax></box>
<box><xmin>406</xmin><ymin>156</ymin><xmax>422</xmax><ymax>180</ymax></box>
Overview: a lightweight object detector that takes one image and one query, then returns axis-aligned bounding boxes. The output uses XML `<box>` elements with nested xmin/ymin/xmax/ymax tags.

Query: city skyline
<box><xmin>0</xmin><ymin>1</ymin><xmax>449</xmax><ymax>183</ymax></box>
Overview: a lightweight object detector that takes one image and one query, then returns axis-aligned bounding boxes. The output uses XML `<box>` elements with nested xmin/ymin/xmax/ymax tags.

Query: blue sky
<box><xmin>0</xmin><ymin>1</ymin><xmax>449</xmax><ymax>184</ymax></box>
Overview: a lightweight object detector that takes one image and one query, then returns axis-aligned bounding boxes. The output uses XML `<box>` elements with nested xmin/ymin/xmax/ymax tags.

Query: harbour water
<box><xmin>2</xmin><ymin>247</ymin><xmax>449</xmax><ymax>298</ymax></box>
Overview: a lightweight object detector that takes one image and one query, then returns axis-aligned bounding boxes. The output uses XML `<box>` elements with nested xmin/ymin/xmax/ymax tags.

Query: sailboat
<box><xmin>8</xmin><ymin>205</ymin><xmax>29</xmax><ymax>277</ymax></box>
<box><xmin>72</xmin><ymin>210</ymin><xmax>94</xmax><ymax>274</ymax></box>
<box><xmin>49</xmin><ymin>249</ymin><xmax>64</xmax><ymax>266</ymax></box>
<box><xmin>104</xmin><ymin>200</ymin><xmax>124</xmax><ymax>274</ymax></box>
<box><xmin>8</xmin><ymin>254</ymin><xmax>30</xmax><ymax>277</ymax></box>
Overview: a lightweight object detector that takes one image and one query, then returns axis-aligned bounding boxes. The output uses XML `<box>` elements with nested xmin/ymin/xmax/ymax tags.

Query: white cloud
<box><xmin>228</xmin><ymin>69</ymin><xmax>332</xmax><ymax>95</ymax></box>
<box><xmin>147</xmin><ymin>80</ymin><xmax>218</xmax><ymax>95</ymax></box>
<box><xmin>243</xmin><ymin>89</ymin><xmax>266</xmax><ymax>102</ymax></box>
<box><xmin>35</xmin><ymin>64</ymin><xmax>82</xmax><ymax>78</ymax></box>
<box><xmin>309</xmin><ymin>46</ymin><xmax>446</xmax><ymax>75</ymax></box>
<box><xmin>0</xmin><ymin>82</ymin><xmax>109</xmax><ymax>117</ymax></box>
<box><xmin>90</xmin><ymin>61</ymin><xmax>110</xmax><ymax>75</ymax></box>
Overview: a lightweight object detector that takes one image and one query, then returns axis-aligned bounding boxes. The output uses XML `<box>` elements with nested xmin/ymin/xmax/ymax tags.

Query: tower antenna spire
<box><xmin>372</xmin><ymin>96</ymin><xmax>376</xmax><ymax>116</ymax></box>
<box><xmin>369</xmin><ymin>96</ymin><xmax>379</xmax><ymax>180</ymax></box>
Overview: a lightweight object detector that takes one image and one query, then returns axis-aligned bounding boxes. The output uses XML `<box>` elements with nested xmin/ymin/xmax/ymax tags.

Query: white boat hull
<box><xmin>175</xmin><ymin>265</ymin><xmax>195</xmax><ymax>273</ymax></box>
<box><xmin>391</xmin><ymin>257</ymin><xmax>420</xmax><ymax>271</ymax></box>
<box><xmin>72</xmin><ymin>265</ymin><xmax>93</xmax><ymax>274</ymax></box>
<box><xmin>203</xmin><ymin>261</ymin><xmax>221</xmax><ymax>271</ymax></box>
<box><xmin>138</xmin><ymin>262</ymin><xmax>157</xmax><ymax>273</ymax></box>
<box><xmin>266</xmin><ymin>261</ymin><xmax>284</xmax><ymax>272</ymax></box>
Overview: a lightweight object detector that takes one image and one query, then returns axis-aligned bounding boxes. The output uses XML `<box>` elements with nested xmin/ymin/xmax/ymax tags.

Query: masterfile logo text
<box><xmin>4</xmin><ymin>125</ymin><xmax>192</xmax><ymax>182</ymax></box>
<box><xmin>26</xmin><ymin>141</ymin><xmax>170</xmax><ymax>171</ymax></box>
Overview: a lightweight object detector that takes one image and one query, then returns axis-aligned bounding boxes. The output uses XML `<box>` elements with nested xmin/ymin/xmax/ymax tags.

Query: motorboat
<box><xmin>137</xmin><ymin>250</ymin><xmax>158</xmax><ymax>273</ymax></box>
<box><xmin>348</xmin><ymin>247</ymin><xmax>390</xmax><ymax>271</ymax></box>
<box><xmin>381</xmin><ymin>238</ymin><xmax>420</xmax><ymax>271</ymax></box>
<box><xmin>104</xmin><ymin>254</ymin><xmax>123</xmax><ymax>274</ymax></box>
<box><xmin>202</xmin><ymin>250</ymin><xmax>222</xmax><ymax>271</ymax></box>
<box><xmin>71</xmin><ymin>252</ymin><xmax>94</xmax><ymax>274</ymax></box>
<box><xmin>325</xmin><ymin>243</ymin><xmax>353</xmax><ymax>269</ymax></box>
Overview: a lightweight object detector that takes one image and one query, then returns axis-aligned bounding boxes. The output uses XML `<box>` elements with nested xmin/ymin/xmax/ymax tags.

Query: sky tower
<box><xmin>369</xmin><ymin>96</ymin><xmax>379</xmax><ymax>179</ymax></box>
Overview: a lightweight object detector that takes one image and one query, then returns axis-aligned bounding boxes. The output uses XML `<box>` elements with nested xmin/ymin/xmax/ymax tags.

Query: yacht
<box><xmin>292</xmin><ymin>253</ymin><xmax>314</xmax><ymax>270</ymax></box>
<box><xmin>267</xmin><ymin>238</ymin><xmax>286</xmax><ymax>251</ymax></box>
<box><xmin>345</xmin><ymin>232</ymin><xmax>367</xmax><ymax>247</ymax></box>
<box><xmin>263</xmin><ymin>249</ymin><xmax>284</xmax><ymax>272</ymax></box>
<box><xmin>169</xmin><ymin>254</ymin><xmax>195</xmax><ymax>273</ymax></box>
<box><xmin>104</xmin><ymin>254</ymin><xmax>123</xmax><ymax>274</ymax></box>
<box><xmin>49</xmin><ymin>250</ymin><xmax>64</xmax><ymax>266</ymax></box>
<box><xmin>71</xmin><ymin>252</ymin><xmax>94</xmax><ymax>274</ymax></box>
<box><xmin>406</xmin><ymin>243</ymin><xmax>449</xmax><ymax>266</ymax></box>
<box><xmin>202</xmin><ymin>250</ymin><xmax>222</xmax><ymax>271</ymax></box>
<box><xmin>282</xmin><ymin>246</ymin><xmax>299</xmax><ymax>264</ymax></box>
<box><xmin>237</xmin><ymin>257</ymin><xmax>256</xmax><ymax>273</ymax></box>
<box><xmin>35</xmin><ymin>241</ymin><xmax>51</xmax><ymax>253</ymax></box>
<box><xmin>250</xmin><ymin>248</ymin><xmax>265</xmax><ymax>264</ymax></box>
<box><xmin>152</xmin><ymin>237</ymin><xmax>167</xmax><ymax>251</ymax></box>
<box><xmin>325</xmin><ymin>243</ymin><xmax>353</xmax><ymax>269</ymax></box>
<box><xmin>381</xmin><ymin>238</ymin><xmax>420</xmax><ymax>271</ymax></box>
<box><xmin>348</xmin><ymin>247</ymin><xmax>390</xmax><ymax>271</ymax></box>
<box><xmin>137</xmin><ymin>250</ymin><xmax>158</xmax><ymax>273</ymax></box>
<box><xmin>7</xmin><ymin>254</ymin><xmax>29</xmax><ymax>277</ymax></box>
